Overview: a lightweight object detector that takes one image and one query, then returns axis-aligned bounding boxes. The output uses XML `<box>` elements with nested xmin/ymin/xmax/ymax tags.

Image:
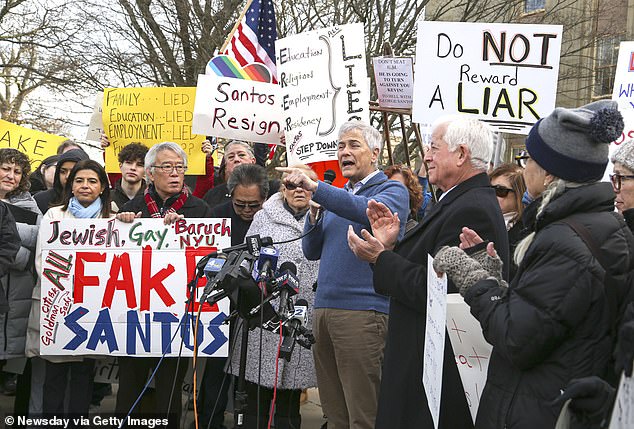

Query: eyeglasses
<box><xmin>284</xmin><ymin>183</ymin><xmax>303</xmax><ymax>191</ymax></box>
<box><xmin>492</xmin><ymin>185</ymin><xmax>515</xmax><ymax>198</ymax></box>
<box><xmin>152</xmin><ymin>164</ymin><xmax>187</xmax><ymax>174</ymax></box>
<box><xmin>610</xmin><ymin>173</ymin><xmax>634</xmax><ymax>191</ymax></box>
<box><xmin>515</xmin><ymin>150</ymin><xmax>530</xmax><ymax>168</ymax></box>
<box><xmin>232</xmin><ymin>201</ymin><xmax>262</xmax><ymax>209</ymax></box>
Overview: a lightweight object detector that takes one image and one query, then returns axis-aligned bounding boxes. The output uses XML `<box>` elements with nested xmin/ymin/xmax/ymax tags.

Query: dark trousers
<box><xmin>198</xmin><ymin>357</ymin><xmax>231</xmax><ymax>429</ymax></box>
<box><xmin>115</xmin><ymin>357</ymin><xmax>188</xmax><ymax>422</ymax></box>
<box><xmin>43</xmin><ymin>359</ymin><xmax>95</xmax><ymax>415</ymax></box>
<box><xmin>14</xmin><ymin>358</ymin><xmax>31</xmax><ymax>416</ymax></box>
<box><xmin>244</xmin><ymin>381</ymin><xmax>301</xmax><ymax>429</ymax></box>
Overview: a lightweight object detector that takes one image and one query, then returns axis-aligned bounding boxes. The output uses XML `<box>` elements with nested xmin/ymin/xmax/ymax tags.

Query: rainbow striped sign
<box><xmin>206</xmin><ymin>55</ymin><xmax>273</xmax><ymax>83</ymax></box>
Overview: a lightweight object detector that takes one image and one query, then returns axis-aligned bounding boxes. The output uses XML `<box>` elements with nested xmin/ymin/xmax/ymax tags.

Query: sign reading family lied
<box><xmin>276</xmin><ymin>23</ymin><xmax>370</xmax><ymax>165</ymax></box>
<box><xmin>412</xmin><ymin>21</ymin><xmax>562</xmax><ymax>134</ymax></box>
<box><xmin>102</xmin><ymin>87</ymin><xmax>206</xmax><ymax>174</ymax></box>
<box><xmin>39</xmin><ymin>218</ymin><xmax>231</xmax><ymax>357</ymax></box>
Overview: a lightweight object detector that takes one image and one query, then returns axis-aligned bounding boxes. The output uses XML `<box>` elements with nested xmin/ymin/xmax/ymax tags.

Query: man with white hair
<box><xmin>278</xmin><ymin>120</ymin><xmax>409</xmax><ymax>429</ymax></box>
<box><xmin>347</xmin><ymin>116</ymin><xmax>510</xmax><ymax>429</ymax></box>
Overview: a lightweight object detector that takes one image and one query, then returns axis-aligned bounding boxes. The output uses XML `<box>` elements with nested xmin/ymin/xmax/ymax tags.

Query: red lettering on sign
<box><xmin>185</xmin><ymin>246</ymin><xmax>219</xmax><ymax>312</ymax></box>
<box><xmin>140</xmin><ymin>245</ymin><xmax>175</xmax><ymax>311</ymax></box>
<box><xmin>102</xmin><ymin>253</ymin><xmax>137</xmax><ymax>309</ymax></box>
<box><xmin>74</xmin><ymin>252</ymin><xmax>106</xmax><ymax>303</ymax></box>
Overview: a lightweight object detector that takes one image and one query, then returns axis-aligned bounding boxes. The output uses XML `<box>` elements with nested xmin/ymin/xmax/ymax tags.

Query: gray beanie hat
<box><xmin>525</xmin><ymin>100</ymin><xmax>624</xmax><ymax>182</ymax></box>
<box><xmin>611</xmin><ymin>139</ymin><xmax>634</xmax><ymax>172</ymax></box>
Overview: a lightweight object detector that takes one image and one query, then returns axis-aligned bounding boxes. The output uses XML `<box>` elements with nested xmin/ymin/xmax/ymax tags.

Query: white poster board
<box><xmin>372</xmin><ymin>57</ymin><xmax>415</xmax><ymax>108</ymax></box>
<box><xmin>446</xmin><ymin>293</ymin><xmax>493</xmax><ymax>422</ymax></box>
<box><xmin>424</xmin><ymin>255</ymin><xmax>448</xmax><ymax>429</ymax></box>
<box><xmin>608</xmin><ymin>371</ymin><xmax>634</xmax><ymax>429</ymax></box>
<box><xmin>276</xmin><ymin>23</ymin><xmax>370</xmax><ymax>164</ymax></box>
<box><xmin>413</xmin><ymin>21</ymin><xmax>562</xmax><ymax>134</ymax></box>
<box><xmin>86</xmin><ymin>93</ymin><xmax>104</xmax><ymax>142</ymax></box>
<box><xmin>39</xmin><ymin>218</ymin><xmax>231</xmax><ymax>357</ymax></box>
<box><xmin>192</xmin><ymin>74</ymin><xmax>283</xmax><ymax>144</ymax></box>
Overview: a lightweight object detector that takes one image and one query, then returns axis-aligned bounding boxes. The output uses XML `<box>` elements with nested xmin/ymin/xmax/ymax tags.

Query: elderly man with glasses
<box><xmin>115</xmin><ymin>142</ymin><xmax>211</xmax><ymax>423</ymax></box>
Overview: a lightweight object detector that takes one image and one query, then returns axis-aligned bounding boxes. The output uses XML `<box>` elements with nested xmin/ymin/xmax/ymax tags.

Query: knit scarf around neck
<box><xmin>144</xmin><ymin>184</ymin><xmax>189</xmax><ymax>218</ymax></box>
<box><xmin>68</xmin><ymin>196</ymin><xmax>102</xmax><ymax>218</ymax></box>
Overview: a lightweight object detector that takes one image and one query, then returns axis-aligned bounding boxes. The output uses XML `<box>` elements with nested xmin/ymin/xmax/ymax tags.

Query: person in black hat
<box><xmin>433</xmin><ymin>100</ymin><xmax>634</xmax><ymax>429</ymax></box>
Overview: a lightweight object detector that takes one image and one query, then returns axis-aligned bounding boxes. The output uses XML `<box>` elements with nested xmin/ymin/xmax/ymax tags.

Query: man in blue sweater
<box><xmin>277</xmin><ymin>120</ymin><xmax>409</xmax><ymax>429</ymax></box>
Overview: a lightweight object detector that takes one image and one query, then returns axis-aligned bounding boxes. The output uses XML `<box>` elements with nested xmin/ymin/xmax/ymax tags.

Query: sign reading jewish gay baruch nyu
<box><xmin>413</xmin><ymin>21</ymin><xmax>562</xmax><ymax>134</ymax></box>
<box><xmin>39</xmin><ymin>218</ymin><xmax>231</xmax><ymax>357</ymax></box>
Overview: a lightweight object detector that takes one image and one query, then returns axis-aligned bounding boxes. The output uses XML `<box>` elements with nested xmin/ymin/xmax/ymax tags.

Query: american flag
<box><xmin>223</xmin><ymin>0</ymin><xmax>278</xmax><ymax>82</ymax></box>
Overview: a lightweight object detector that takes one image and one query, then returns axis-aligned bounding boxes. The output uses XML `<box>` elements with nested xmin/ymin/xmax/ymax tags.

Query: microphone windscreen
<box><xmin>295</xmin><ymin>298</ymin><xmax>308</xmax><ymax>307</ymax></box>
<box><xmin>279</xmin><ymin>261</ymin><xmax>297</xmax><ymax>275</ymax></box>
<box><xmin>323</xmin><ymin>169</ymin><xmax>337</xmax><ymax>185</ymax></box>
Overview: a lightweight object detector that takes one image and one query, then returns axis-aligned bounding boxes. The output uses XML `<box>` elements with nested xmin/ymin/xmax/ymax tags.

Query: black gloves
<box><xmin>553</xmin><ymin>376</ymin><xmax>616</xmax><ymax>427</ymax></box>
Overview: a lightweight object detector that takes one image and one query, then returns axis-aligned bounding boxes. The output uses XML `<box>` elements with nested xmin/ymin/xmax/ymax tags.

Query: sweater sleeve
<box><xmin>193</xmin><ymin>155</ymin><xmax>215</xmax><ymax>198</ymax></box>
<box><xmin>301</xmin><ymin>215</ymin><xmax>324</xmax><ymax>261</ymax></box>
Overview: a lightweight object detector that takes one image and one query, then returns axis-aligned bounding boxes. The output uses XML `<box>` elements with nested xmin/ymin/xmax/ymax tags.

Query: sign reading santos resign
<box><xmin>39</xmin><ymin>218</ymin><xmax>231</xmax><ymax>357</ymax></box>
<box><xmin>413</xmin><ymin>21</ymin><xmax>562</xmax><ymax>134</ymax></box>
<box><xmin>102</xmin><ymin>87</ymin><xmax>205</xmax><ymax>174</ymax></box>
<box><xmin>276</xmin><ymin>23</ymin><xmax>369</xmax><ymax>165</ymax></box>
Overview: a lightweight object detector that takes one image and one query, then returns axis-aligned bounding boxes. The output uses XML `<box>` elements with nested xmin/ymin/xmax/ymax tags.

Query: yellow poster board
<box><xmin>0</xmin><ymin>120</ymin><xmax>65</xmax><ymax>167</ymax></box>
<box><xmin>102</xmin><ymin>87</ymin><xmax>205</xmax><ymax>174</ymax></box>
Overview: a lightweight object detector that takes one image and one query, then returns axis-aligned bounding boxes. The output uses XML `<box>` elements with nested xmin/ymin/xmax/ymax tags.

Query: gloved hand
<box><xmin>433</xmin><ymin>246</ymin><xmax>493</xmax><ymax>296</ymax></box>
<box><xmin>552</xmin><ymin>376</ymin><xmax>615</xmax><ymax>426</ymax></box>
<box><xmin>615</xmin><ymin>302</ymin><xmax>634</xmax><ymax>377</ymax></box>
<box><xmin>468</xmin><ymin>245</ymin><xmax>506</xmax><ymax>287</ymax></box>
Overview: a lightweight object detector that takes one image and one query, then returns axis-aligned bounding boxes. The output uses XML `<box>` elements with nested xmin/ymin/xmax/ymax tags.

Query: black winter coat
<box><xmin>465</xmin><ymin>182</ymin><xmax>634</xmax><ymax>429</ymax></box>
<box><xmin>373</xmin><ymin>173</ymin><xmax>510</xmax><ymax>429</ymax></box>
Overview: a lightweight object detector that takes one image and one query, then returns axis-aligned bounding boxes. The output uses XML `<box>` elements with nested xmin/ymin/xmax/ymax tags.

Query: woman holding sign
<box><xmin>25</xmin><ymin>159</ymin><xmax>113</xmax><ymax>417</ymax></box>
<box><xmin>433</xmin><ymin>101</ymin><xmax>634</xmax><ymax>429</ymax></box>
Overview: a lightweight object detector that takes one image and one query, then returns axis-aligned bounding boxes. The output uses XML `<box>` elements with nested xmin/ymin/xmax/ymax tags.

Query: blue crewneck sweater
<box><xmin>302</xmin><ymin>171</ymin><xmax>409</xmax><ymax>313</ymax></box>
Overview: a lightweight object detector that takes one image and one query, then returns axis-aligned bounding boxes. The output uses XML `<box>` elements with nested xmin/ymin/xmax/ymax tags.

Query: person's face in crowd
<box><xmin>148</xmin><ymin>150</ymin><xmax>186</xmax><ymax>200</ymax></box>
<box><xmin>224</xmin><ymin>145</ymin><xmax>256</xmax><ymax>179</ymax></box>
<box><xmin>71</xmin><ymin>169</ymin><xmax>105</xmax><ymax>207</ymax></box>
<box><xmin>523</xmin><ymin>157</ymin><xmax>548</xmax><ymax>199</ymax></box>
<box><xmin>612</xmin><ymin>162</ymin><xmax>634</xmax><ymax>213</ymax></box>
<box><xmin>58</xmin><ymin>161</ymin><xmax>77</xmax><ymax>188</ymax></box>
<box><xmin>0</xmin><ymin>162</ymin><xmax>22</xmax><ymax>198</ymax></box>
<box><xmin>424</xmin><ymin>122</ymin><xmax>464</xmax><ymax>192</ymax></box>
<box><xmin>42</xmin><ymin>162</ymin><xmax>57</xmax><ymax>189</ymax></box>
<box><xmin>491</xmin><ymin>175</ymin><xmax>517</xmax><ymax>214</ymax></box>
<box><xmin>120</xmin><ymin>158</ymin><xmax>145</xmax><ymax>185</ymax></box>
<box><xmin>282</xmin><ymin>179</ymin><xmax>313</xmax><ymax>213</ymax></box>
<box><xmin>232</xmin><ymin>184</ymin><xmax>264</xmax><ymax>222</ymax></box>
<box><xmin>337</xmin><ymin>129</ymin><xmax>379</xmax><ymax>185</ymax></box>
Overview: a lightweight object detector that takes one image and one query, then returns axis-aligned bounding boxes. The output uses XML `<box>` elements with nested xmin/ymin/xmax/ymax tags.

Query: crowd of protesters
<box><xmin>0</xmin><ymin>103</ymin><xmax>632</xmax><ymax>429</ymax></box>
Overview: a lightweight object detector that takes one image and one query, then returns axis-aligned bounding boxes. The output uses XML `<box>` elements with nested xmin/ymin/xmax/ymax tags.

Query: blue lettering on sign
<box><xmin>86</xmin><ymin>308</ymin><xmax>118</xmax><ymax>352</ymax></box>
<box><xmin>153</xmin><ymin>312</ymin><xmax>179</xmax><ymax>354</ymax></box>
<box><xmin>63</xmin><ymin>306</ymin><xmax>89</xmax><ymax>350</ymax></box>
<box><xmin>203</xmin><ymin>313</ymin><xmax>228</xmax><ymax>355</ymax></box>
<box><xmin>126</xmin><ymin>310</ymin><xmax>151</xmax><ymax>353</ymax></box>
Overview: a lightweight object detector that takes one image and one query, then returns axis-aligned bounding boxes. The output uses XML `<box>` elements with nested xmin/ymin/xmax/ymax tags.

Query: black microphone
<box><xmin>222</xmin><ymin>235</ymin><xmax>274</xmax><ymax>255</ymax></box>
<box><xmin>315</xmin><ymin>169</ymin><xmax>337</xmax><ymax>222</ymax></box>
<box><xmin>279</xmin><ymin>298</ymin><xmax>309</xmax><ymax>362</ymax></box>
<box><xmin>277</xmin><ymin>262</ymin><xmax>299</xmax><ymax>319</ymax></box>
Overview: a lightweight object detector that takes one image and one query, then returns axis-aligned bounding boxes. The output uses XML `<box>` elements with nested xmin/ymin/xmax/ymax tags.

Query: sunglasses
<box><xmin>515</xmin><ymin>150</ymin><xmax>530</xmax><ymax>168</ymax></box>
<box><xmin>492</xmin><ymin>185</ymin><xmax>515</xmax><ymax>198</ymax></box>
<box><xmin>232</xmin><ymin>201</ymin><xmax>262</xmax><ymax>209</ymax></box>
<box><xmin>610</xmin><ymin>173</ymin><xmax>634</xmax><ymax>191</ymax></box>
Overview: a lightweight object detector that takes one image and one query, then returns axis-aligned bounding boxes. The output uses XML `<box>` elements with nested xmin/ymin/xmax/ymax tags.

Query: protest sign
<box><xmin>446</xmin><ymin>293</ymin><xmax>493</xmax><ymax>422</ymax></box>
<box><xmin>102</xmin><ymin>87</ymin><xmax>205</xmax><ymax>174</ymax></box>
<box><xmin>608</xmin><ymin>371</ymin><xmax>634</xmax><ymax>429</ymax></box>
<box><xmin>192</xmin><ymin>73</ymin><xmax>282</xmax><ymax>144</ymax></box>
<box><xmin>39</xmin><ymin>218</ymin><xmax>231</xmax><ymax>357</ymax></box>
<box><xmin>276</xmin><ymin>23</ymin><xmax>370</xmax><ymax>164</ymax></box>
<box><xmin>412</xmin><ymin>21</ymin><xmax>562</xmax><ymax>134</ymax></box>
<box><xmin>612</xmin><ymin>41</ymin><xmax>634</xmax><ymax>112</ymax></box>
<box><xmin>86</xmin><ymin>93</ymin><xmax>104</xmax><ymax>142</ymax></box>
<box><xmin>424</xmin><ymin>255</ymin><xmax>447</xmax><ymax>429</ymax></box>
<box><xmin>0</xmin><ymin>119</ymin><xmax>65</xmax><ymax>167</ymax></box>
<box><xmin>373</xmin><ymin>57</ymin><xmax>415</xmax><ymax>109</ymax></box>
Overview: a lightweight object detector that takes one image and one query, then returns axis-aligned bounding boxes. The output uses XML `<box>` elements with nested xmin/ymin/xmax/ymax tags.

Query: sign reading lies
<box><xmin>0</xmin><ymin>120</ymin><xmax>65</xmax><ymax>167</ymax></box>
<box><xmin>276</xmin><ymin>23</ymin><xmax>370</xmax><ymax>164</ymax></box>
<box><xmin>413</xmin><ymin>21</ymin><xmax>562</xmax><ymax>134</ymax></box>
<box><xmin>192</xmin><ymin>74</ymin><xmax>282</xmax><ymax>144</ymax></box>
<box><xmin>39</xmin><ymin>218</ymin><xmax>231</xmax><ymax>357</ymax></box>
<box><xmin>102</xmin><ymin>87</ymin><xmax>206</xmax><ymax>174</ymax></box>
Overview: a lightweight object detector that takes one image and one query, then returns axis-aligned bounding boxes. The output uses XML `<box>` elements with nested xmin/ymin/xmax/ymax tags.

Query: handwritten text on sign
<box><xmin>192</xmin><ymin>74</ymin><xmax>282</xmax><ymax>144</ymax></box>
<box><xmin>612</xmin><ymin>41</ymin><xmax>634</xmax><ymax>112</ymax></box>
<box><xmin>39</xmin><ymin>218</ymin><xmax>231</xmax><ymax>357</ymax></box>
<box><xmin>412</xmin><ymin>21</ymin><xmax>562</xmax><ymax>134</ymax></box>
<box><xmin>424</xmin><ymin>255</ymin><xmax>448</xmax><ymax>429</ymax></box>
<box><xmin>102</xmin><ymin>87</ymin><xmax>205</xmax><ymax>174</ymax></box>
<box><xmin>276</xmin><ymin>23</ymin><xmax>370</xmax><ymax>165</ymax></box>
<box><xmin>446</xmin><ymin>293</ymin><xmax>493</xmax><ymax>423</ymax></box>
<box><xmin>373</xmin><ymin>57</ymin><xmax>414</xmax><ymax>109</ymax></box>
<box><xmin>0</xmin><ymin>119</ymin><xmax>65</xmax><ymax>167</ymax></box>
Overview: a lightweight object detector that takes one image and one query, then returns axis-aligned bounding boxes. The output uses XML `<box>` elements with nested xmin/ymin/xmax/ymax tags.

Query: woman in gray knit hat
<box><xmin>433</xmin><ymin>100</ymin><xmax>634</xmax><ymax>429</ymax></box>
<box><xmin>611</xmin><ymin>139</ymin><xmax>634</xmax><ymax>229</ymax></box>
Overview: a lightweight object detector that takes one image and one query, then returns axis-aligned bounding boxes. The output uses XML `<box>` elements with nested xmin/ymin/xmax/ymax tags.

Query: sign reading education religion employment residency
<box><xmin>102</xmin><ymin>87</ymin><xmax>206</xmax><ymax>174</ymax></box>
<box><xmin>39</xmin><ymin>218</ymin><xmax>231</xmax><ymax>358</ymax></box>
<box><xmin>276</xmin><ymin>23</ymin><xmax>369</xmax><ymax>165</ymax></box>
<box><xmin>424</xmin><ymin>255</ymin><xmax>448</xmax><ymax>429</ymax></box>
<box><xmin>412</xmin><ymin>21</ymin><xmax>562</xmax><ymax>134</ymax></box>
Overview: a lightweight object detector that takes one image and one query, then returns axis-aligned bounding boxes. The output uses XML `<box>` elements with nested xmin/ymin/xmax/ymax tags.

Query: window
<box><xmin>525</xmin><ymin>0</ymin><xmax>545</xmax><ymax>13</ymax></box>
<box><xmin>594</xmin><ymin>35</ymin><xmax>622</xmax><ymax>98</ymax></box>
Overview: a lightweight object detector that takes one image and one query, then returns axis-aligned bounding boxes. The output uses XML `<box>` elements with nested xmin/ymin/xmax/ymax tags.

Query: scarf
<box><xmin>68</xmin><ymin>196</ymin><xmax>102</xmax><ymax>218</ymax></box>
<box><xmin>144</xmin><ymin>184</ymin><xmax>189</xmax><ymax>218</ymax></box>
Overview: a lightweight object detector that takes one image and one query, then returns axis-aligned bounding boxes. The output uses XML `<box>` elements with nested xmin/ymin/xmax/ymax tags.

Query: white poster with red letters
<box><xmin>39</xmin><ymin>218</ymin><xmax>231</xmax><ymax>357</ymax></box>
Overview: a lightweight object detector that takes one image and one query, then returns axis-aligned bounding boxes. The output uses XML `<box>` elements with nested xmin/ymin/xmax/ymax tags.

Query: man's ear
<box><xmin>372</xmin><ymin>147</ymin><xmax>380</xmax><ymax>163</ymax></box>
<box><xmin>456</xmin><ymin>145</ymin><xmax>470</xmax><ymax>166</ymax></box>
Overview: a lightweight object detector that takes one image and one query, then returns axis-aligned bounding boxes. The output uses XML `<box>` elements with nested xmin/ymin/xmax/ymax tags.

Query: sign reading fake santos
<box><xmin>39</xmin><ymin>218</ymin><xmax>231</xmax><ymax>357</ymax></box>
